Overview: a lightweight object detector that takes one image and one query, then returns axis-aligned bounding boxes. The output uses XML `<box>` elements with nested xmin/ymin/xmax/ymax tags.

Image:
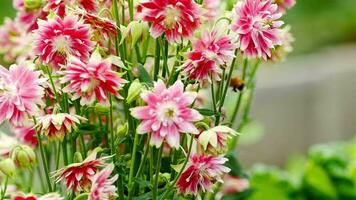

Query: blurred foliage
<box><xmin>1</xmin><ymin>0</ymin><xmax>356</xmax><ymax>55</ymax></box>
<box><xmin>239</xmin><ymin>138</ymin><xmax>356</xmax><ymax>200</ymax></box>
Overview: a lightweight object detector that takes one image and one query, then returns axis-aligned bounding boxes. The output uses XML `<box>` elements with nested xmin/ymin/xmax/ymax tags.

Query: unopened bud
<box><xmin>24</xmin><ymin>0</ymin><xmax>42</xmax><ymax>11</ymax></box>
<box><xmin>73</xmin><ymin>152</ymin><xmax>83</xmax><ymax>163</ymax></box>
<box><xmin>127</xmin><ymin>79</ymin><xmax>143</xmax><ymax>104</ymax></box>
<box><xmin>94</xmin><ymin>104</ymin><xmax>110</xmax><ymax>115</ymax></box>
<box><xmin>117</xmin><ymin>122</ymin><xmax>128</xmax><ymax>136</ymax></box>
<box><xmin>11</xmin><ymin>145</ymin><xmax>36</xmax><ymax>169</ymax></box>
<box><xmin>0</xmin><ymin>159</ymin><xmax>16</xmax><ymax>177</ymax></box>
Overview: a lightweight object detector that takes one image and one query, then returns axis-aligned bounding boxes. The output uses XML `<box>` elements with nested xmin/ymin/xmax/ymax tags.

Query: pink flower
<box><xmin>13</xmin><ymin>193</ymin><xmax>63</xmax><ymax>200</ymax></box>
<box><xmin>176</xmin><ymin>155</ymin><xmax>230</xmax><ymax>197</ymax></box>
<box><xmin>202</xmin><ymin>0</ymin><xmax>221</xmax><ymax>21</ymax></box>
<box><xmin>137</xmin><ymin>0</ymin><xmax>200</xmax><ymax>43</ymax></box>
<box><xmin>89</xmin><ymin>164</ymin><xmax>118</xmax><ymax>200</ymax></box>
<box><xmin>54</xmin><ymin>151</ymin><xmax>110</xmax><ymax>193</ymax></box>
<box><xmin>78</xmin><ymin>0</ymin><xmax>98</xmax><ymax>12</ymax></box>
<box><xmin>274</xmin><ymin>0</ymin><xmax>296</xmax><ymax>12</ymax></box>
<box><xmin>131</xmin><ymin>80</ymin><xmax>203</xmax><ymax>149</ymax></box>
<box><xmin>13</xmin><ymin>125</ymin><xmax>38</xmax><ymax>147</ymax></box>
<box><xmin>78</xmin><ymin>9</ymin><xmax>117</xmax><ymax>37</ymax></box>
<box><xmin>0</xmin><ymin>63</ymin><xmax>45</xmax><ymax>125</ymax></box>
<box><xmin>34</xmin><ymin>16</ymin><xmax>93</xmax><ymax>70</ymax></box>
<box><xmin>232</xmin><ymin>0</ymin><xmax>283</xmax><ymax>60</ymax></box>
<box><xmin>44</xmin><ymin>0</ymin><xmax>98</xmax><ymax>17</ymax></box>
<box><xmin>61</xmin><ymin>52</ymin><xmax>126</xmax><ymax>105</ymax></box>
<box><xmin>36</xmin><ymin>113</ymin><xmax>86</xmax><ymax>141</ymax></box>
<box><xmin>183</xmin><ymin>28</ymin><xmax>235</xmax><ymax>81</ymax></box>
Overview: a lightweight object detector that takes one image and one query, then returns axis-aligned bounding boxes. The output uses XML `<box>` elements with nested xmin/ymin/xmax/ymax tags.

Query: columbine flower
<box><xmin>61</xmin><ymin>51</ymin><xmax>126</xmax><ymax>105</ymax></box>
<box><xmin>13</xmin><ymin>125</ymin><xmax>38</xmax><ymax>147</ymax></box>
<box><xmin>269</xmin><ymin>25</ymin><xmax>294</xmax><ymax>62</ymax></box>
<box><xmin>36</xmin><ymin>113</ymin><xmax>86</xmax><ymax>141</ymax></box>
<box><xmin>89</xmin><ymin>164</ymin><xmax>118</xmax><ymax>200</ymax></box>
<box><xmin>274</xmin><ymin>0</ymin><xmax>295</xmax><ymax>12</ymax></box>
<box><xmin>34</xmin><ymin>16</ymin><xmax>93</xmax><ymax>70</ymax></box>
<box><xmin>183</xmin><ymin>28</ymin><xmax>236</xmax><ymax>81</ymax></box>
<box><xmin>137</xmin><ymin>0</ymin><xmax>200</xmax><ymax>43</ymax></box>
<box><xmin>176</xmin><ymin>155</ymin><xmax>230</xmax><ymax>197</ymax></box>
<box><xmin>198</xmin><ymin>126</ymin><xmax>238</xmax><ymax>155</ymax></box>
<box><xmin>44</xmin><ymin>0</ymin><xmax>98</xmax><ymax>17</ymax></box>
<box><xmin>54</xmin><ymin>151</ymin><xmax>110</xmax><ymax>193</ymax></box>
<box><xmin>231</xmin><ymin>0</ymin><xmax>283</xmax><ymax>60</ymax></box>
<box><xmin>13</xmin><ymin>193</ymin><xmax>63</xmax><ymax>200</ymax></box>
<box><xmin>0</xmin><ymin>63</ymin><xmax>45</xmax><ymax>125</ymax></box>
<box><xmin>131</xmin><ymin>80</ymin><xmax>203</xmax><ymax>149</ymax></box>
<box><xmin>202</xmin><ymin>0</ymin><xmax>221</xmax><ymax>21</ymax></box>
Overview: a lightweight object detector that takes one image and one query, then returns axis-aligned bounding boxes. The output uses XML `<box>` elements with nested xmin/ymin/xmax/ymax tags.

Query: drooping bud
<box><xmin>127</xmin><ymin>79</ymin><xmax>143</xmax><ymax>104</ymax></box>
<box><xmin>11</xmin><ymin>145</ymin><xmax>36</xmax><ymax>169</ymax></box>
<box><xmin>24</xmin><ymin>0</ymin><xmax>43</xmax><ymax>11</ymax></box>
<box><xmin>73</xmin><ymin>152</ymin><xmax>83</xmax><ymax>163</ymax></box>
<box><xmin>0</xmin><ymin>158</ymin><xmax>16</xmax><ymax>177</ymax></box>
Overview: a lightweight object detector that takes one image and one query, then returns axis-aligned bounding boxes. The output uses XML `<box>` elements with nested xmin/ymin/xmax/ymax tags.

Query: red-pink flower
<box><xmin>78</xmin><ymin>9</ymin><xmax>117</xmax><ymax>37</ymax></box>
<box><xmin>274</xmin><ymin>0</ymin><xmax>296</xmax><ymax>12</ymax></box>
<box><xmin>0</xmin><ymin>63</ymin><xmax>45</xmax><ymax>125</ymax></box>
<box><xmin>202</xmin><ymin>0</ymin><xmax>221</xmax><ymax>21</ymax></box>
<box><xmin>61</xmin><ymin>52</ymin><xmax>126</xmax><ymax>105</ymax></box>
<box><xmin>36</xmin><ymin>113</ymin><xmax>86</xmax><ymax>141</ymax></box>
<box><xmin>13</xmin><ymin>125</ymin><xmax>38</xmax><ymax>147</ymax></box>
<box><xmin>54</xmin><ymin>151</ymin><xmax>110</xmax><ymax>193</ymax></box>
<box><xmin>137</xmin><ymin>0</ymin><xmax>200</xmax><ymax>43</ymax></box>
<box><xmin>44</xmin><ymin>0</ymin><xmax>98</xmax><ymax>17</ymax></box>
<box><xmin>176</xmin><ymin>155</ymin><xmax>230</xmax><ymax>197</ymax></box>
<box><xmin>89</xmin><ymin>164</ymin><xmax>118</xmax><ymax>200</ymax></box>
<box><xmin>131</xmin><ymin>80</ymin><xmax>203</xmax><ymax>149</ymax></box>
<box><xmin>198</xmin><ymin>126</ymin><xmax>238</xmax><ymax>155</ymax></box>
<box><xmin>34</xmin><ymin>16</ymin><xmax>93</xmax><ymax>70</ymax></box>
<box><xmin>232</xmin><ymin>0</ymin><xmax>283</xmax><ymax>60</ymax></box>
<box><xmin>183</xmin><ymin>29</ymin><xmax>235</xmax><ymax>81</ymax></box>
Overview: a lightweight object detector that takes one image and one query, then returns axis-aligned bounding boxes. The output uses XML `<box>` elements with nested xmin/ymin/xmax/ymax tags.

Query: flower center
<box><xmin>164</xmin><ymin>6</ymin><xmax>181</xmax><ymax>29</ymax></box>
<box><xmin>157</xmin><ymin>101</ymin><xmax>179</xmax><ymax>124</ymax></box>
<box><xmin>0</xmin><ymin>81</ymin><xmax>17</xmax><ymax>98</ymax></box>
<box><xmin>53</xmin><ymin>35</ymin><xmax>71</xmax><ymax>55</ymax></box>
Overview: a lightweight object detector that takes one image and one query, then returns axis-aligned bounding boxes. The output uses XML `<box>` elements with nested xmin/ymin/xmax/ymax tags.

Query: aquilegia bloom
<box><xmin>274</xmin><ymin>0</ymin><xmax>296</xmax><ymax>12</ymax></box>
<box><xmin>34</xmin><ymin>15</ymin><xmax>93</xmax><ymax>69</ymax></box>
<box><xmin>183</xmin><ymin>28</ymin><xmax>235</xmax><ymax>80</ymax></box>
<box><xmin>36</xmin><ymin>113</ymin><xmax>86</xmax><ymax>141</ymax></box>
<box><xmin>176</xmin><ymin>154</ymin><xmax>230</xmax><ymax>197</ymax></box>
<box><xmin>54</xmin><ymin>151</ymin><xmax>111</xmax><ymax>193</ymax></box>
<box><xmin>61</xmin><ymin>52</ymin><xmax>126</xmax><ymax>105</ymax></box>
<box><xmin>232</xmin><ymin>0</ymin><xmax>283</xmax><ymax>60</ymax></box>
<box><xmin>89</xmin><ymin>164</ymin><xmax>118</xmax><ymax>200</ymax></box>
<box><xmin>137</xmin><ymin>0</ymin><xmax>200</xmax><ymax>43</ymax></box>
<box><xmin>0</xmin><ymin>63</ymin><xmax>45</xmax><ymax>125</ymax></box>
<box><xmin>131</xmin><ymin>80</ymin><xmax>203</xmax><ymax>149</ymax></box>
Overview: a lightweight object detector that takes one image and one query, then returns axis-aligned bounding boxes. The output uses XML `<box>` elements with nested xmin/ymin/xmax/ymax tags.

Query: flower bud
<box><xmin>11</xmin><ymin>145</ymin><xmax>36</xmax><ymax>169</ymax></box>
<box><xmin>0</xmin><ymin>158</ymin><xmax>16</xmax><ymax>177</ymax></box>
<box><xmin>117</xmin><ymin>122</ymin><xmax>128</xmax><ymax>136</ymax></box>
<box><xmin>94</xmin><ymin>103</ymin><xmax>110</xmax><ymax>115</ymax></box>
<box><xmin>24</xmin><ymin>0</ymin><xmax>42</xmax><ymax>11</ymax></box>
<box><xmin>73</xmin><ymin>152</ymin><xmax>83</xmax><ymax>163</ymax></box>
<box><xmin>127</xmin><ymin>79</ymin><xmax>143</xmax><ymax>104</ymax></box>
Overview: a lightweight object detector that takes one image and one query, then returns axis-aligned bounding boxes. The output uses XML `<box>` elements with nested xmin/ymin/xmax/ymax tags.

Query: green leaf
<box><xmin>196</xmin><ymin>108</ymin><xmax>215</xmax><ymax>116</ymax></box>
<box><xmin>137</xmin><ymin>64</ymin><xmax>153</xmax><ymax>86</ymax></box>
<box><xmin>73</xmin><ymin>193</ymin><xmax>89</xmax><ymax>200</ymax></box>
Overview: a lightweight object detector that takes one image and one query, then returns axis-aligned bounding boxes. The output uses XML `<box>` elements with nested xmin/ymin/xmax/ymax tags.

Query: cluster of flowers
<box><xmin>0</xmin><ymin>0</ymin><xmax>295</xmax><ymax>199</ymax></box>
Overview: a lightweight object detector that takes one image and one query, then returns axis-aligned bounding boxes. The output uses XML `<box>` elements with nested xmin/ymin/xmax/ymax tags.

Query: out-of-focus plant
<box><xmin>236</xmin><ymin>138</ymin><xmax>356</xmax><ymax>200</ymax></box>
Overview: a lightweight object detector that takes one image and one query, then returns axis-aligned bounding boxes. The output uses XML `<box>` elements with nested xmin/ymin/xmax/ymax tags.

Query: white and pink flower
<box><xmin>0</xmin><ymin>63</ymin><xmax>45</xmax><ymax>125</ymax></box>
<box><xmin>89</xmin><ymin>164</ymin><xmax>118</xmax><ymax>200</ymax></box>
<box><xmin>137</xmin><ymin>0</ymin><xmax>200</xmax><ymax>43</ymax></box>
<box><xmin>36</xmin><ymin>113</ymin><xmax>86</xmax><ymax>141</ymax></box>
<box><xmin>34</xmin><ymin>16</ymin><xmax>93</xmax><ymax>70</ymax></box>
<box><xmin>61</xmin><ymin>52</ymin><xmax>126</xmax><ymax>105</ymax></box>
<box><xmin>232</xmin><ymin>0</ymin><xmax>283</xmax><ymax>60</ymax></box>
<box><xmin>131</xmin><ymin>80</ymin><xmax>203</xmax><ymax>149</ymax></box>
<box><xmin>54</xmin><ymin>151</ymin><xmax>111</xmax><ymax>193</ymax></box>
<box><xmin>176</xmin><ymin>155</ymin><xmax>230</xmax><ymax>197</ymax></box>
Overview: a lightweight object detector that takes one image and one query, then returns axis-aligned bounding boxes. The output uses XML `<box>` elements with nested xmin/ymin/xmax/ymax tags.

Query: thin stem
<box><xmin>128</xmin><ymin>130</ymin><xmax>139</xmax><ymax>194</ymax></box>
<box><xmin>210</xmin><ymin>74</ymin><xmax>217</xmax><ymax>115</ymax></box>
<box><xmin>215</xmin><ymin>50</ymin><xmax>238</xmax><ymax>125</ymax></box>
<box><xmin>153</xmin><ymin>146</ymin><xmax>164</xmax><ymax>200</ymax></box>
<box><xmin>36</xmin><ymin>130</ymin><xmax>53</xmax><ymax>192</ymax></box>
<box><xmin>159</xmin><ymin>136</ymin><xmax>194</xmax><ymax>200</ymax></box>
<box><xmin>1</xmin><ymin>177</ymin><xmax>8</xmax><ymax>200</ymax></box>
<box><xmin>229</xmin><ymin>59</ymin><xmax>248</xmax><ymax>126</ymax></box>
<box><xmin>153</xmin><ymin>39</ymin><xmax>161</xmax><ymax>81</ymax></box>
<box><xmin>45</xmin><ymin>65</ymin><xmax>61</xmax><ymax>107</ymax></box>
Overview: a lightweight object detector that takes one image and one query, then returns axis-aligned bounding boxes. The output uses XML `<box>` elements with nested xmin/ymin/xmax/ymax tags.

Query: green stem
<box><xmin>229</xmin><ymin>59</ymin><xmax>248</xmax><ymax>126</ymax></box>
<box><xmin>35</xmin><ymin>129</ymin><xmax>53</xmax><ymax>192</ymax></box>
<box><xmin>159</xmin><ymin>136</ymin><xmax>194</xmax><ymax>200</ymax></box>
<box><xmin>1</xmin><ymin>177</ymin><xmax>8</xmax><ymax>200</ymax></box>
<box><xmin>153</xmin><ymin>146</ymin><xmax>164</xmax><ymax>200</ymax></box>
<box><xmin>215</xmin><ymin>50</ymin><xmax>238</xmax><ymax>125</ymax></box>
<box><xmin>153</xmin><ymin>39</ymin><xmax>161</xmax><ymax>81</ymax></box>
<box><xmin>210</xmin><ymin>74</ymin><xmax>217</xmax><ymax>115</ymax></box>
<box><xmin>128</xmin><ymin>130</ymin><xmax>139</xmax><ymax>193</ymax></box>
<box><xmin>45</xmin><ymin>65</ymin><xmax>61</xmax><ymax>107</ymax></box>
